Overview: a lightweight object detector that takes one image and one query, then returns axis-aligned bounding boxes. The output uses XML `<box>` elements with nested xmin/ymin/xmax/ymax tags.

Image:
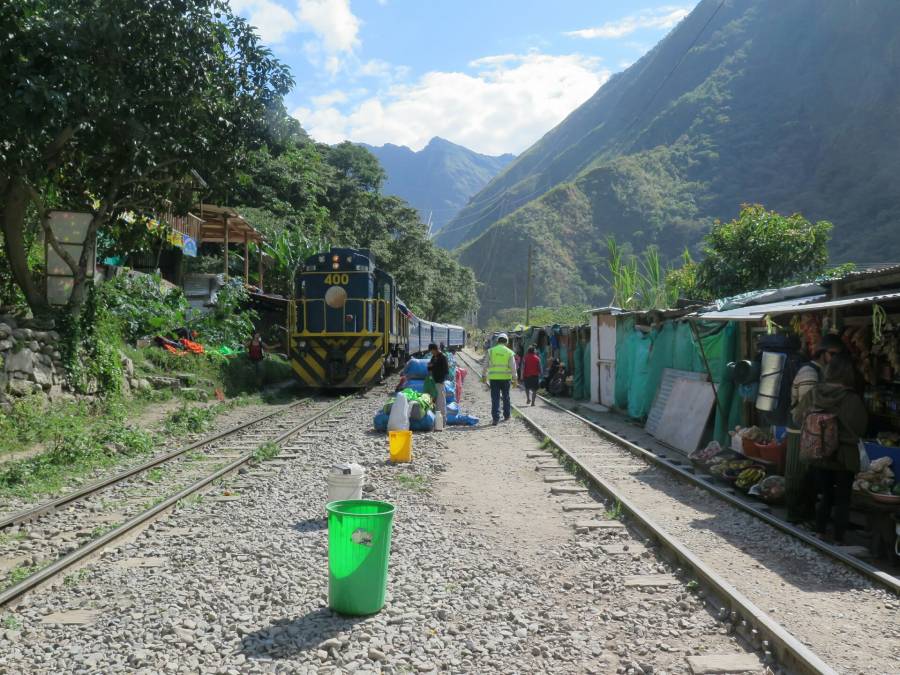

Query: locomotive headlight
<box><xmin>325</xmin><ymin>286</ymin><xmax>347</xmax><ymax>309</ymax></box>
<box><xmin>332</xmin><ymin>262</ymin><xmax>340</xmax><ymax>269</ymax></box>
<box><xmin>362</xmin><ymin>339</ymin><xmax>373</xmax><ymax>348</ymax></box>
<box><xmin>318</xmin><ymin>256</ymin><xmax>325</xmax><ymax>263</ymax></box>
<box><xmin>298</xmin><ymin>340</ymin><xmax>307</xmax><ymax>349</ymax></box>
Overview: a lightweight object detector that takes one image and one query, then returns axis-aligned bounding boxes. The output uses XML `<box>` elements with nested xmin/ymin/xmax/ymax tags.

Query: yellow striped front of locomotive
<box><xmin>290</xmin><ymin>334</ymin><xmax>386</xmax><ymax>388</ymax></box>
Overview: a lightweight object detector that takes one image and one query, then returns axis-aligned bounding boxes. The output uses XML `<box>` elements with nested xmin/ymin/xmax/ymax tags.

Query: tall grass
<box><xmin>604</xmin><ymin>237</ymin><xmax>679</xmax><ymax>311</ymax></box>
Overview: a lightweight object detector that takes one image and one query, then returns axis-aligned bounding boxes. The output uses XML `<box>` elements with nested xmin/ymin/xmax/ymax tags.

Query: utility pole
<box><xmin>525</xmin><ymin>243</ymin><xmax>533</xmax><ymax>326</ymax></box>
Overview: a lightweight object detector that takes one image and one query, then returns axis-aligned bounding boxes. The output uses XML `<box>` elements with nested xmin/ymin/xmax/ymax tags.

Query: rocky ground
<box><xmin>0</xmin><ymin>376</ymin><xmax>765</xmax><ymax>674</ymax></box>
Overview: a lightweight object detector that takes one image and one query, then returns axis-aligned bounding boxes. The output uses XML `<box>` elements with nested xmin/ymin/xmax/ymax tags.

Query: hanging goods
<box><xmin>756</xmin><ymin>351</ymin><xmax>786</xmax><ymax>412</ymax></box>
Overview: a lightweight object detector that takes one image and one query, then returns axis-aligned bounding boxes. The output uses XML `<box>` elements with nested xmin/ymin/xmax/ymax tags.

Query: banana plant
<box><xmin>259</xmin><ymin>228</ymin><xmax>328</xmax><ymax>298</ymax></box>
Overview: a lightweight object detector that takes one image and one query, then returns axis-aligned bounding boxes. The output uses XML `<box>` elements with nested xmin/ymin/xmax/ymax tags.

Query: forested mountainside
<box><xmin>440</xmin><ymin>0</ymin><xmax>900</xmax><ymax>319</ymax></box>
<box><xmin>361</xmin><ymin>137</ymin><xmax>514</xmax><ymax>234</ymax></box>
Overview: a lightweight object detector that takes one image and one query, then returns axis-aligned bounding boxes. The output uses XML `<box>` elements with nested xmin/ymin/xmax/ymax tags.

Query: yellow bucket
<box><xmin>388</xmin><ymin>430</ymin><xmax>413</xmax><ymax>463</ymax></box>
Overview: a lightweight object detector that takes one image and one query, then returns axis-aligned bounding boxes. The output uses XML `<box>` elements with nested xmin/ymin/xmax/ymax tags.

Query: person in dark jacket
<box><xmin>428</xmin><ymin>343</ymin><xmax>449</xmax><ymax>422</ymax></box>
<box><xmin>793</xmin><ymin>353</ymin><xmax>867</xmax><ymax>543</ymax></box>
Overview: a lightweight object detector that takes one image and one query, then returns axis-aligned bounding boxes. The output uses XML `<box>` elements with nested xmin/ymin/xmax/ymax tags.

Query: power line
<box><xmin>621</xmin><ymin>0</ymin><xmax>726</xmax><ymax>139</ymax></box>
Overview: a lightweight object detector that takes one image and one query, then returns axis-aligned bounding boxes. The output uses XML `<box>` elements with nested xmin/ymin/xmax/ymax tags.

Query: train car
<box><xmin>287</xmin><ymin>247</ymin><xmax>408</xmax><ymax>388</ymax></box>
<box><xmin>405</xmin><ymin>315</ymin><xmax>466</xmax><ymax>355</ymax></box>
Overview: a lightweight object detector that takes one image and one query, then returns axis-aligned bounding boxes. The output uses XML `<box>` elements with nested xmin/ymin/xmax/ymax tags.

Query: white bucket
<box><xmin>327</xmin><ymin>463</ymin><xmax>365</xmax><ymax>502</ymax></box>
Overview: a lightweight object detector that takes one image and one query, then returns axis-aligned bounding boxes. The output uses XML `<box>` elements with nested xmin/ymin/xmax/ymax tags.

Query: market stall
<box><xmin>690</xmin><ymin>273</ymin><xmax>900</xmax><ymax>560</ymax></box>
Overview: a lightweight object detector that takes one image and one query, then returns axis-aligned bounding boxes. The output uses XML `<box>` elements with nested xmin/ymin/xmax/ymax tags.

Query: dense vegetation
<box><xmin>361</xmin><ymin>137</ymin><xmax>514</xmax><ymax>234</ymax></box>
<box><xmin>484</xmin><ymin>305</ymin><xmax>592</xmax><ymax>331</ymax></box>
<box><xmin>0</xmin><ymin>0</ymin><xmax>478</xmax><ymax>325</ymax></box>
<box><xmin>445</xmin><ymin>0</ymin><xmax>900</xmax><ymax>318</ymax></box>
<box><xmin>225</xmin><ymin>135</ymin><xmax>478</xmax><ymax>321</ymax></box>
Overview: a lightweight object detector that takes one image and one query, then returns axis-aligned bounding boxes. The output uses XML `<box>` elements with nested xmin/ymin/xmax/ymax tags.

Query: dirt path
<box><xmin>437</xmin><ymin>416</ymin><xmax>571</xmax><ymax>558</ymax></box>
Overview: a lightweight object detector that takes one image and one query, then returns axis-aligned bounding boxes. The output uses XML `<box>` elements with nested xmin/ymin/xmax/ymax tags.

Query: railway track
<box><xmin>458</xmin><ymin>350</ymin><xmax>900</xmax><ymax>675</ymax></box>
<box><xmin>0</xmin><ymin>396</ymin><xmax>315</xmax><ymax>529</ymax></box>
<box><xmin>0</xmin><ymin>393</ymin><xmax>359</xmax><ymax>608</ymax></box>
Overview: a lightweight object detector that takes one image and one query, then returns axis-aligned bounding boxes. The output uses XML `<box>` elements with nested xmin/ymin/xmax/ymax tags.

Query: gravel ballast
<box><xmin>1</xmin><ymin>378</ymin><xmax>766</xmax><ymax>674</ymax></box>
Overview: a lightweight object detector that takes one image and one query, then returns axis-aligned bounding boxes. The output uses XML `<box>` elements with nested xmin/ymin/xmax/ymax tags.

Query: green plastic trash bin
<box><xmin>326</xmin><ymin>499</ymin><xmax>395</xmax><ymax>615</ymax></box>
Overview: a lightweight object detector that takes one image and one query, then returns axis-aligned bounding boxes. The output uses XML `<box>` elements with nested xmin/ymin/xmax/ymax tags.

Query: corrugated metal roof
<box><xmin>696</xmin><ymin>294</ymin><xmax>827</xmax><ymax>321</ymax></box>
<box><xmin>821</xmin><ymin>263</ymin><xmax>900</xmax><ymax>286</ymax></box>
<box><xmin>697</xmin><ymin>289</ymin><xmax>900</xmax><ymax>321</ymax></box>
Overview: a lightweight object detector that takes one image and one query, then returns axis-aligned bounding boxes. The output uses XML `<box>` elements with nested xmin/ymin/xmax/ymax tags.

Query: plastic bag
<box><xmin>858</xmin><ymin>440</ymin><xmax>871</xmax><ymax>472</ymax></box>
<box><xmin>387</xmin><ymin>394</ymin><xmax>410</xmax><ymax>431</ymax></box>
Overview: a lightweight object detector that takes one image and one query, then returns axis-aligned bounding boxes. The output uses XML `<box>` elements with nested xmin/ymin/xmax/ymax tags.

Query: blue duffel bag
<box><xmin>374</xmin><ymin>410</ymin><xmax>435</xmax><ymax>432</ymax></box>
<box><xmin>405</xmin><ymin>358</ymin><xmax>431</xmax><ymax>380</ymax></box>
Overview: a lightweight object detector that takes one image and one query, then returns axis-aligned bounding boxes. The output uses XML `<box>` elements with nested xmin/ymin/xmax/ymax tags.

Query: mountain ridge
<box><xmin>441</xmin><ymin>0</ymin><xmax>900</xmax><ymax>321</ymax></box>
<box><xmin>360</xmin><ymin>137</ymin><xmax>514</xmax><ymax>233</ymax></box>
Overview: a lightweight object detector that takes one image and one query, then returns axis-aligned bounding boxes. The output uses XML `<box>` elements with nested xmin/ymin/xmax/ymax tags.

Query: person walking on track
<box><xmin>482</xmin><ymin>333</ymin><xmax>517</xmax><ymax>425</ymax></box>
<box><xmin>522</xmin><ymin>346</ymin><xmax>542</xmax><ymax>406</ymax></box>
<box><xmin>428</xmin><ymin>342</ymin><xmax>450</xmax><ymax>423</ymax></box>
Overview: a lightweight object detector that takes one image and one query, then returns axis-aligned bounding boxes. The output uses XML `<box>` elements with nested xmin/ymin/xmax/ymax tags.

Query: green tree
<box><xmin>0</xmin><ymin>0</ymin><xmax>292</xmax><ymax>313</ymax></box>
<box><xmin>695</xmin><ymin>204</ymin><xmax>831</xmax><ymax>298</ymax></box>
<box><xmin>485</xmin><ymin>305</ymin><xmax>591</xmax><ymax>331</ymax></box>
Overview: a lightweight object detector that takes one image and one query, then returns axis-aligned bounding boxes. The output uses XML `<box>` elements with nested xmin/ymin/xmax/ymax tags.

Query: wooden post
<box><xmin>243</xmin><ymin>231</ymin><xmax>249</xmax><ymax>286</ymax></box>
<box><xmin>258</xmin><ymin>249</ymin><xmax>264</xmax><ymax>293</ymax></box>
<box><xmin>223</xmin><ymin>216</ymin><xmax>229</xmax><ymax>278</ymax></box>
<box><xmin>525</xmin><ymin>243</ymin><xmax>533</xmax><ymax>326</ymax></box>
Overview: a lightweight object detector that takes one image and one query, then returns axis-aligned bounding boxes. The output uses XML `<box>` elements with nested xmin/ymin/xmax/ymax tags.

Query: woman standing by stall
<box><xmin>793</xmin><ymin>352</ymin><xmax>868</xmax><ymax>543</ymax></box>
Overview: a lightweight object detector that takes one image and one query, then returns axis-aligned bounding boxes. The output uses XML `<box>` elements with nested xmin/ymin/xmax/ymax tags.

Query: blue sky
<box><xmin>231</xmin><ymin>1</ymin><xmax>698</xmax><ymax>154</ymax></box>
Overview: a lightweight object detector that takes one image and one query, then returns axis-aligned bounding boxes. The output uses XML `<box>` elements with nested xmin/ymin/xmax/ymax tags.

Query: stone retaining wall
<box><xmin>0</xmin><ymin>315</ymin><xmax>67</xmax><ymax>401</ymax></box>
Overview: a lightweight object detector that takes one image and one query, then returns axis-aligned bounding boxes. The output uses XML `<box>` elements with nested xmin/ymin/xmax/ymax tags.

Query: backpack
<box><xmin>799</xmin><ymin>410</ymin><xmax>840</xmax><ymax>460</ymax></box>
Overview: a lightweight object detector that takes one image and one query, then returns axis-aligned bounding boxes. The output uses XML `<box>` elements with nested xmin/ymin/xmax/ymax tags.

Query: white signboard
<box><xmin>45</xmin><ymin>211</ymin><xmax>95</xmax><ymax>306</ymax></box>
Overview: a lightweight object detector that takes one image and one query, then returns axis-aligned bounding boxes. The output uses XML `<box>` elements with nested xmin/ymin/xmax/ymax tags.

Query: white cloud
<box><xmin>232</xmin><ymin>0</ymin><xmax>361</xmax><ymax>71</ymax></box>
<box><xmin>357</xmin><ymin>58</ymin><xmax>409</xmax><ymax>81</ymax></box>
<box><xmin>566</xmin><ymin>5</ymin><xmax>690</xmax><ymax>39</ymax></box>
<box><xmin>292</xmin><ymin>52</ymin><xmax>610</xmax><ymax>155</ymax></box>
<box><xmin>311</xmin><ymin>89</ymin><xmax>350</xmax><ymax>106</ymax></box>
<box><xmin>231</xmin><ymin>0</ymin><xmax>299</xmax><ymax>44</ymax></box>
<box><xmin>297</xmin><ymin>0</ymin><xmax>360</xmax><ymax>53</ymax></box>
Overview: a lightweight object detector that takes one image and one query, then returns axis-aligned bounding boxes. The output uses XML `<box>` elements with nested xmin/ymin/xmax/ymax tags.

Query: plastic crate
<box><xmin>745</xmin><ymin>440</ymin><xmax>787</xmax><ymax>474</ymax></box>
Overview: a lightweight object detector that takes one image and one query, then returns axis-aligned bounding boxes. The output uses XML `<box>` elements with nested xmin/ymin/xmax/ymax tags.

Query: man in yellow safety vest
<box><xmin>483</xmin><ymin>333</ymin><xmax>518</xmax><ymax>425</ymax></box>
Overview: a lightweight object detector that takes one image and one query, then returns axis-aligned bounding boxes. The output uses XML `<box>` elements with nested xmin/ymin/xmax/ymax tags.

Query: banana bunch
<box><xmin>736</xmin><ymin>467</ymin><xmax>765</xmax><ymax>489</ymax></box>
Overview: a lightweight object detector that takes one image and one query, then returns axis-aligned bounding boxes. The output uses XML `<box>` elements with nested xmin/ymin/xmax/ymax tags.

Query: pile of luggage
<box><xmin>373</xmin><ymin>357</ymin><xmax>478</xmax><ymax>431</ymax></box>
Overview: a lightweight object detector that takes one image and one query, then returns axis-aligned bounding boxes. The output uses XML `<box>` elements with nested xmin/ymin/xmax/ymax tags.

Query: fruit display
<box><xmin>708</xmin><ymin>458</ymin><xmax>754</xmax><ymax>477</ymax></box>
<box><xmin>730</xmin><ymin>425</ymin><xmax>769</xmax><ymax>444</ymax></box>
<box><xmin>853</xmin><ymin>456</ymin><xmax>895</xmax><ymax>492</ymax></box>
<box><xmin>758</xmin><ymin>475</ymin><xmax>786</xmax><ymax>502</ymax></box>
<box><xmin>735</xmin><ymin>466</ymin><xmax>766</xmax><ymax>490</ymax></box>
<box><xmin>689</xmin><ymin>441</ymin><xmax>723</xmax><ymax>464</ymax></box>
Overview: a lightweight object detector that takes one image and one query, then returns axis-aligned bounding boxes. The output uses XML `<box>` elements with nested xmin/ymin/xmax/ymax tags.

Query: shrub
<box><xmin>96</xmin><ymin>273</ymin><xmax>188</xmax><ymax>342</ymax></box>
<box><xmin>193</xmin><ymin>280</ymin><xmax>257</xmax><ymax>348</ymax></box>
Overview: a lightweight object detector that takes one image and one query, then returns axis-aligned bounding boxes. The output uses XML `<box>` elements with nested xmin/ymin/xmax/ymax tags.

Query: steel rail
<box><xmin>0</xmin><ymin>395</ymin><xmax>352</xmax><ymax>608</ymax></box>
<box><xmin>534</xmin><ymin>392</ymin><xmax>900</xmax><ymax>595</ymax></box>
<box><xmin>459</xmin><ymin>349</ymin><xmax>900</xmax><ymax>594</ymax></box>
<box><xmin>458</xmin><ymin>351</ymin><xmax>837</xmax><ymax>675</ymax></box>
<box><xmin>0</xmin><ymin>396</ymin><xmax>314</xmax><ymax>530</ymax></box>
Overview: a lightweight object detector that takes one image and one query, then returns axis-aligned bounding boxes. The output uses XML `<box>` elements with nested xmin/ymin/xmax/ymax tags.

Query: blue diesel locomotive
<box><xmin>288</xmin><ymin>247</ymin><xmax>465</xmax><ymax>388</ymax></box>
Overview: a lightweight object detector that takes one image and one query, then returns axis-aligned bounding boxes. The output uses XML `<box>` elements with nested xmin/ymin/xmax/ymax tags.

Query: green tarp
<box><xmin>582</xmin><ymin>337</ymin><xmax>592</xmax><ymax>401</ymax></box>
<box><xmin>572</xmin><ymin>342</ymin><xmax>585</xmax><ymax>399</ymax></box>
<box><xmin>613</xmin><ymin>319</ymin><xmax>740</xmax><ymax>445</ymax></box>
